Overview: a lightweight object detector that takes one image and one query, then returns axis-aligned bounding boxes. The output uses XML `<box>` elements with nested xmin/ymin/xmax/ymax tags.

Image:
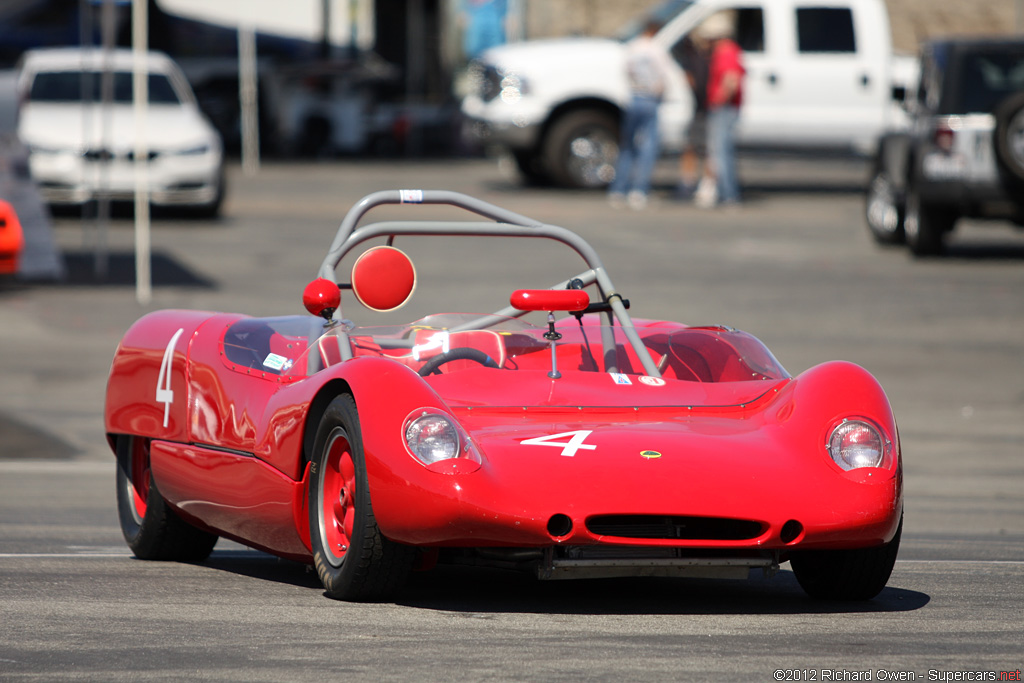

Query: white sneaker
<box><xmin>627</xmin><ymin>190</ymin><xmax>648</xmax><ymax>210</ymax></box>
<box><xmin>694</xmin><ymin>177</ymin><xmax>718</xmax><ymax>208</ymax></box>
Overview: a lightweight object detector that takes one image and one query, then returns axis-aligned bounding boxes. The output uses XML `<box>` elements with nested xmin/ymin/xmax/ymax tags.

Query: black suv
<box><xmin>865</xmin><ymin>38</ymin><xmax>1024</xmax><ymax>255</ymax></box>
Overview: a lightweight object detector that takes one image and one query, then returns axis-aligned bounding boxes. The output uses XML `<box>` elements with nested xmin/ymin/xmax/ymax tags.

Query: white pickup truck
<box><xmin>461</xmin><ymin>0</ymin><xmax>918</xmax><ymax>188</ymax></box>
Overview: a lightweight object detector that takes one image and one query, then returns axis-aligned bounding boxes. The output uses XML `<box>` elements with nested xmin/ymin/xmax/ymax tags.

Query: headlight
<box><xmin>27</xmin><ymin>144</ymin><xmax>64</xmax><ymax>155</ymax></box>
<box><xmin>406</xmin><ymin>411</ymin><xmax>459</xmax><ymax>464</ymax></box>
<box><xmin>499</xmin><ymin>72</ymin><xmax>529</xmax><ymax>104</ymax></box>
<box><xmin>826</xmin><ymin>419</ymin><xmax>889</xmax><ymax>471</ymax></box>
<box><xmin>175</xmin><ymin>144</ymin><xmax>211</xmax><ymax>156</ymax></box>
<box><xmin>403</xmin><ymin>408</ymin><xmax>481</xmax><ymax>472</ymax></box>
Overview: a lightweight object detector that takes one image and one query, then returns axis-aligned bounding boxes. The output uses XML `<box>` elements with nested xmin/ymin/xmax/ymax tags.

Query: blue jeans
<box><xmin>708</xmin><ymin>105</ymin><xmax>740</xmax><ymax>203</ymax></box>
<box><xmin>609</xmin><ymin>95</ymin><xmax>660</xmax><ymax>196</ymax></box>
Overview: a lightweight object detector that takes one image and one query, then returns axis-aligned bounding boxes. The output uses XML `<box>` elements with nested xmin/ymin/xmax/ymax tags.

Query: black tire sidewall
<box><xmin>791</xmin><ymin>515</ymin><xmax>903</xmax><ymax>601</ymax></box>
<box><xmin>115</xmin><ymin>436</ymin><xmax>148</xmax><ymax>549</ymax></box>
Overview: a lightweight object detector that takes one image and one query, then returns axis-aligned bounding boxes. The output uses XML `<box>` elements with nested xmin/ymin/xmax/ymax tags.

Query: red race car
<box><xmin>105</xmin><ymin>190</ymin><xmax>902</xmax><ymax>601</ymax></box>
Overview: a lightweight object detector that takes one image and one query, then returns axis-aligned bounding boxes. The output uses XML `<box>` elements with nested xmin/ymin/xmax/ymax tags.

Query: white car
<box><xmin>16</xmin><ymin>48</ymin><xmax>225</xmax><ymax>216</ymax></box>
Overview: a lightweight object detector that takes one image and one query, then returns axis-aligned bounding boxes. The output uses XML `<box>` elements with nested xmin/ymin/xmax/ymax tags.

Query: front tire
<box><xmin>542</xmin><ymin>109</ymin><xmax>619</xmax><ymax>189</ymax></box>
<box><xmin>309</xmin><ymin>394</ymin><xmax>415</xmax><ymax>601</ymax></box>
<box><xmin>115</xmin><ymin>435</ymin><xmax>218</xmax><ymax>562</ymax></box>
<box><xmin>865</xmin><ymin>170</ymin><xmax>905</xmax><ymax>245</ymax></box>
<box><xmin>790</xmin><ymin>516</ymin><xmax>902</xmax><ymax>601</ymax></box>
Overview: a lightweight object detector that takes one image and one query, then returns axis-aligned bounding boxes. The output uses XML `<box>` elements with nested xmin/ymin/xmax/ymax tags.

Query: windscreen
<box><xmin>220</xmin><ymin>314</ymin><xmax>788</xmax><ymax>384</ymax></box>
<box><xmin>949</xmin><ymin>48</ymin><xmax>1024</xmax><ymax>114</ymax></box>
<box><xmin>28</xmin><ymin>71</ymin><xmax>181</xmax><ymax>104</ymax></box>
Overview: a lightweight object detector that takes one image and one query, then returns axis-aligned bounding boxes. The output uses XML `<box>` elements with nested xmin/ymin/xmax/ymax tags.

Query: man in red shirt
<box><xmin>696</xmin><ymin>12</ymin><xmax>745</xmax><ymax>207</ymax></box>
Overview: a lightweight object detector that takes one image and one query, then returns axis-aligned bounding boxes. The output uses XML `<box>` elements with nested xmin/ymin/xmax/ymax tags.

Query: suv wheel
<box><xmin>994</xmin><ymin>92</ymin><xmax>1024</xmax><ymax>188</ymax></box>
<box><xmin>865</xmin><ymin>170</ymin><xmax>905</xmax><ymax>244</ymax></box>
<box><xmin>904</xmin><ymin>189</ymin><xmax>955</xmax><ymax>257</ymax></box>
<box><xmin>542</xmin><ymin>109</ymin><xmax>619</xmax><ymax>189</ymax></box>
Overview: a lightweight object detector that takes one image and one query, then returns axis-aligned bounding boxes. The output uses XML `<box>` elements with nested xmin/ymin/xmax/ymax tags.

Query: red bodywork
<box><xmin>105</xmin><ymin>310</ymin><xmax>902</xmax><ymax>565</ymax></box>
<box><xmin>0</xmin><ymin>199</ymin><xmax>25</xmax><ymax>275</ymax></box>
<box><xmin>104</xmin><ymin>190</ymin><xmax>902</xmax><ymax>583</ymax></box>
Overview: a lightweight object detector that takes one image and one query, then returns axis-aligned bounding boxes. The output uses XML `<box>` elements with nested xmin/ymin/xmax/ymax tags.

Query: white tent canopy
<box><xmin>157</xmin><ymin>0</ymin><xmax>374</xmax><ymax>49</ymax></box>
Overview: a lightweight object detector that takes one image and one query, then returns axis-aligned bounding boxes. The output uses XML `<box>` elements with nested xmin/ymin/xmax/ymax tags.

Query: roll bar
<box><xmin>315</xmin><ymin>190</ymin><xmax>660</xmax><ymax>377</ymax></box>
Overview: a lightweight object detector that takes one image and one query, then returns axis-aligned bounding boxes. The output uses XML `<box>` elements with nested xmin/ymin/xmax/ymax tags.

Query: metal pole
<box><xmin>238</xmin><ymin>23</ymin><xmax>260</xmax><ymax>176</ymax></box>
<box><xmin>133</xmin><ymin>0</ymin><xmax>151</xmax><ymax>304</ymax></box>
<box><xmin>96</xmin><ymin>0</ymin><xmax>116</xmax><ymax>279</ymax></box>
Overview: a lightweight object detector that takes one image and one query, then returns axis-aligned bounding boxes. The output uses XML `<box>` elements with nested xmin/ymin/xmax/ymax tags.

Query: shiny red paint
<box><xmin>149</xmin><ymin>440</ymin><xmax>311</xmax><ymax>561</ymax></box>
<box><xmin>350</xmin><ymin>246</ymin><xmax>416</xmax><ymax>312</ymax></box>
<box><xmin>510</xmin><ymin>289</ymin><xmax>590</xmax><ymax>312</ymax></box>
<box><xmin>0</xmin><ymin>199</ymin><xmax>25</xmax><ymax>275</ymax></box>
<box><xmin>302</xmin><ymin>278</ymin><xmax>341</xmax><ymax>318</ymax></box>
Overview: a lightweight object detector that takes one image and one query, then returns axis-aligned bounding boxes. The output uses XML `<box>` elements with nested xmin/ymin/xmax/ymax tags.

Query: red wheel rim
<box><xmin>128</xmin><ymin>438</ymin><xmax>151</xmax><ymax>524</ymax></box>
<box><xmin>318</xmin><ymin>430</ymin><xmax>356</xmax><ymax>567</ymax></box>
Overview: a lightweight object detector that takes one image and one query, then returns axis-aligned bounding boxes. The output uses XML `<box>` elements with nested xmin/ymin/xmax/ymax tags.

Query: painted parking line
<box><xmin>0</xmin><ymin>549</ymin><xmax>265</xmax><ymax>559</ymax></box>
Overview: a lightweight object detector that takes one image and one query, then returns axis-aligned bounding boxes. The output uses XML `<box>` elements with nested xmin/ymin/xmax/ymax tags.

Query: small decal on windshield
<box><xmin>610</xmin><ymin>373</ymin><xmax>632</xmax><ymax>385</ymax></box>
<box><xmin>263</xmin><ymin>353</ymin><xmax>291</xmax><ymax>371</ymax></box>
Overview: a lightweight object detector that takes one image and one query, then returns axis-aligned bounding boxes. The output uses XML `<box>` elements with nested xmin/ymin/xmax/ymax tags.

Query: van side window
<box><xmin>796</xmin><ymin>7</ymin><xmax>856</xmax><ymax>53</ymax></box>
<box><xmin>735</xmin><ymin>8</ymin><xmax>765</xmax><ymax>53</ymax></box>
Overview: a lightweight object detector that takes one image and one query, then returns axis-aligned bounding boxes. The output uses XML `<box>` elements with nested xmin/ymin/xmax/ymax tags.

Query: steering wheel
<box><xmin>417</xmin><ymin>347</ymin><xmax>501</xmax><ymax>376</ymax></box>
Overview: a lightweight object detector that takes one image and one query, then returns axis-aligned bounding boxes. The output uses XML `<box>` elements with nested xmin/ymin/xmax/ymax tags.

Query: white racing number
<box><xmin>156</xmin><ymin>328</ymin><xmax>185</xmax><ymax>429</ymax></box>
<box><xmin>520</xmin><ymin>430</ymin><xmax>596</xmax><ymax>457</ymax></box>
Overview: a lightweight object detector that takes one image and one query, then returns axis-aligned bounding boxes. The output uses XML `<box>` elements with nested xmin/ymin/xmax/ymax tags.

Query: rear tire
<box><xmin>115</xmin><ymin>435</ymin><xmax>218</xmax><ymax>562</ymax></box>
<box><xmin>790</xmin><ymin>516</ymin><xmax>902</xmax><ymax>601</ymax></box>
<box><xmin>904</xmin><ymin>189</ymin><xmax>953</xmax><ymax>256</ymax></box>
<box><xmin>542</xmin><ymin>109</ymin><xmax>619</xmax><ymax>189</ymax></box>
<box><xmin>309</xmin><ymin>394</ymin><xmax>415</xmax><ymax>601</ymax></box>
<box><xmin>994</xmin><ymin>92</ymin><xmax>1024</xmax><ymax>188</ymax></box>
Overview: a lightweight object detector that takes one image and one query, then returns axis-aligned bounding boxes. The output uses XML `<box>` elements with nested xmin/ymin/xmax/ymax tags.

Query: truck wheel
<box><xmin>904</xmin><ymin>189</ymin><xmax>953</xmax><ymax>257</ymax></box>
<box><xmin>309</xmin><ymin>394</ymin><xmax>415</xmax><ymax>601</ymax></box>
<box><xmin>511</xmin><ymin>149</ymin><xmax>551</xmax><ymax>186</ymax></box>
<box><xmin>542</xmin><ymin>109</ymin><xmax>619</xmax><ymax>189</ymax></box>
<box><xmin>994</xmin><ymin>93</ymin><xmax>1024</xmax><ymax>187</ymax></box>
<box><xmin>865</xmin><ymin>170</ymin><xmax>905</xmax><ymax>244</ymax></box>
<box><xmin>790</xmin><ymin>517</ymin><xmax>902</xmax><ymax>601</ymax></box>
<box><xmin>116</xmin><ymin>435</ymin><xmax>218</xmax><ymax>562</ymax></box>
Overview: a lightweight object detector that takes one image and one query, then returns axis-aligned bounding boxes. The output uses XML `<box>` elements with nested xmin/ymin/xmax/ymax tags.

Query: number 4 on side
<box><xmin>156</xmin><ymin>328</ymin><xmax>185</xmax><ymax>429</ymax></box>
<box><xmin>520</xmin><ymin>430</ymin><xmax>597</xmax><ymax>457</ymax></box>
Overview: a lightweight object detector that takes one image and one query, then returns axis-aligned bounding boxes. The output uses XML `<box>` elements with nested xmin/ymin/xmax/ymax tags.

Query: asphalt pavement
<box><xmin>1</xmin><ymin>157</ymin><xmax>1022</xmax><ymax>680</ymax></box>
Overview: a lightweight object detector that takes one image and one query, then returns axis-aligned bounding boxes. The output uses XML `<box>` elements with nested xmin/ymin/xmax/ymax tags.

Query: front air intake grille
<box><xmin>586</xmin><ymin>515</ymin><xmax>765</xmax><ymax>541</ymax></box>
